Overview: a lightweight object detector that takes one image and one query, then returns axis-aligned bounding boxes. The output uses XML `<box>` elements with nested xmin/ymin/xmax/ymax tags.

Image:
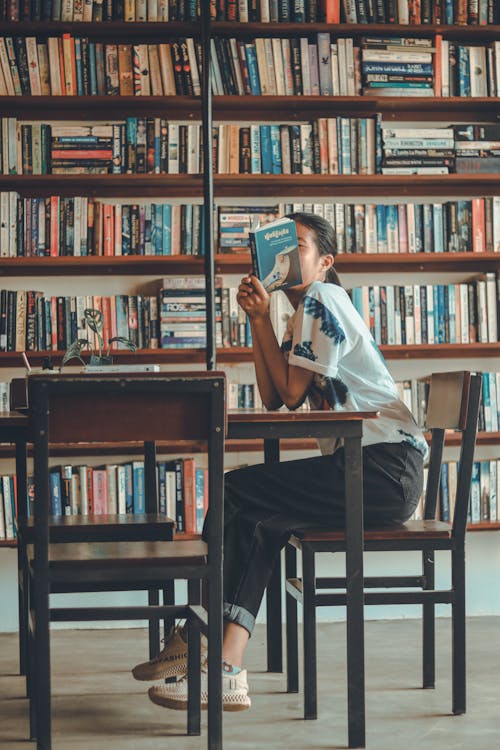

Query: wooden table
<box><xmin>227</xmin><ymin>408</ymin><xmax>378</xmax><ymax>749</ymax></box>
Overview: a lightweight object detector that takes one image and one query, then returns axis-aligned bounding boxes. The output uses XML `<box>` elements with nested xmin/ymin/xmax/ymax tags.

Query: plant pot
<box><xmin>88</xmin><ymin>355</ymin><xmax>114</xmax><ymax>366</ymax></box>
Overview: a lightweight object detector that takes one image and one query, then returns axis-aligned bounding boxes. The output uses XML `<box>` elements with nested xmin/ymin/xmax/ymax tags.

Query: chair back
<box><xmin>28</xmin><ymin>371</ymin><xmax>226</xmax><ymax>564</ymax></box>
<box><xmin>423</xmin><ymin>371</ymin><xmax>481</xmax><ymax>539</ymax></box>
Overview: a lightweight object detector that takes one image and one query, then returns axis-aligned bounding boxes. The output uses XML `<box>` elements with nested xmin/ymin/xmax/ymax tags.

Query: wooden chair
<box><xmin>11</xmin><ymin>374</ymin><xmax>177</xmax><ymax>684</ymax></box>
<box><xmin>16</xmin><ymin>439</ymin><xmax>175</xmax><ymax>690</ymax></box>
<box><xmin>25</xmin><ymin>372</ymin><xmax>226</xmax><ymax>750</ymax></box>
<box><xmin>285</xmin><ymin>371</ymin><xmax>482</xmax><ymax>722</ymax></box>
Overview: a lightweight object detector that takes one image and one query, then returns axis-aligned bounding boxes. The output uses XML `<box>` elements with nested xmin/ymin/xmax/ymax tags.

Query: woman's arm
<box><xmin>238</xmin><ymin>274</ymin><xmax>314</xmax><ymax>410</ymax></box>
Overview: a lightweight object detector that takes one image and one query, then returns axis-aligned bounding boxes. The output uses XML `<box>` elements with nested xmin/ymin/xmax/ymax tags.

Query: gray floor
<box><xmin>1</xmin><ymin>617</ymin><xmax>499</xmax><ymax>750</ymax></box>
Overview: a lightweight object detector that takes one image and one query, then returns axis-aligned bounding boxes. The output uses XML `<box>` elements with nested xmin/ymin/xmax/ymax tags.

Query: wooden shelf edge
<box><xmin>0</xmin><ymin>252</ymin><xmax>498</xmax><ymax>277</ymax></box>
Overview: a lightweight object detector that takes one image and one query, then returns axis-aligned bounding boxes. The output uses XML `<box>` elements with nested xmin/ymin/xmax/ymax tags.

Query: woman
<box><xmin>136</xmin><ymin>212</ymin><xmax>427</xmax><ymax>712</ymax></box>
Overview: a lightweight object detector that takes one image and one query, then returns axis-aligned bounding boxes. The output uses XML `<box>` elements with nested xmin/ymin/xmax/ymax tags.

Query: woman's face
<box><xmin>295</xmin><ymin>221</ymin><xmax>333</xmax><ymax>288</ymax></box>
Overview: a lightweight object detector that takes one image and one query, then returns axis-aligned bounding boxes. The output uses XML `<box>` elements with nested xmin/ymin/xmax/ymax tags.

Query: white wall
<box><xmin>1</xmin><ymin>530</ymin><xmax>499</xmax><ymax>633</ymax></box>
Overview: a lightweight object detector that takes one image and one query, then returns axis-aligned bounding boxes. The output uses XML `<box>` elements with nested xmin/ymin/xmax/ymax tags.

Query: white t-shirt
<box><xmin>282</xmin><ymin>281</ymin><xmax>428</xmax><ymax>458</ymax></box>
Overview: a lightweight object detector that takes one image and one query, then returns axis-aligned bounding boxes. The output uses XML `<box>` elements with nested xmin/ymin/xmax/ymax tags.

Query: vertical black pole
<box><xmin>201</xmin><ymin>2</ymin><xmax>215</xmax><ymax>371</ymax></box>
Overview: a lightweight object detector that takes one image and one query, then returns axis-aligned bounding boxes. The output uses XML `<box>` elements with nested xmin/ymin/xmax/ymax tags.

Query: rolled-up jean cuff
<box><xmin>223</xmin><ymin>602</ymin><xmax>255</xmax><ymax>637</ymax></box>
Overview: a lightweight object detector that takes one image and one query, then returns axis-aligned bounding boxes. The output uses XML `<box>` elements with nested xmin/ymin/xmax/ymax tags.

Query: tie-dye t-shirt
<box><xmin>282</xmin><ymin>281</ymin><xmax>428</xmax><ymax>458</ymax></box>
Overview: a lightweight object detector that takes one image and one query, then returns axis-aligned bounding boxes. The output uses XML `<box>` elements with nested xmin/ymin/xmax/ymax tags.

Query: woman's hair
<box><xmin>285</xmin><ymin>211</ymin><xmax>342</xmax><ymax>287</ymax></box>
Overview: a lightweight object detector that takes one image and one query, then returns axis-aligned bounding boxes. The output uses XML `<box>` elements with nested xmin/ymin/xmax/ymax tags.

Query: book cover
<box><xmin>249</xmin><ymin>216</ymin><xmax>302</xmax><ymax>293</ymax></box>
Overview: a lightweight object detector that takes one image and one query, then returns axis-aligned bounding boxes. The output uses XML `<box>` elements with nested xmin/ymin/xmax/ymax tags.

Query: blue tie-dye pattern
<box><xmin>303</xmin><ymin>295</ymin><xmax>346</xmax><ymax>343</ymax></box>
<box><xmin>281</xmin><ymin>339</ymin><xmax>292</xmax><ymax>353</ymax></box>
<box><xmin>319</xmin><ymin>376</ymin><xmax>349</xmax><ymax>407</ymax></box>
<box><xmin>397</xmin><ymin>429</ymin><xmax>428</xmax><ymax>457</ymax></box>
<box><xmin>293</xmin><ymin>341</ymin><xmax>317</xmax><ymax>361</ymax></box>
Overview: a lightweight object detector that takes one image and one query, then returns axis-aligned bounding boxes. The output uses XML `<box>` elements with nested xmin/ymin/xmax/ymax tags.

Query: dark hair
<box><xmin>286</xmin><ymin>211</ymin><xmax>342</xmax><ymax>287</ymax></box>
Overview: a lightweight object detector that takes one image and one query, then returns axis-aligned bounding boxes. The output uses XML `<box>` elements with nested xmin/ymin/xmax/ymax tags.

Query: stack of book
<box><xmin>454</xmin><ymin>124</ymin><xmax>500</xmax><ymax>174</ymax></box>
<box><xmin>160</xmin><ymin>276</ymin><xmax>223</xmax><ymax>350</ymax></box>
<box><xmin>381</xmin><ymin>125</ymin><xmax>454</xmax><ymax>175</ymax></box>
<box><xmin>361</xmin><ymin>36</ymin><xmax>435</xmax><ymax>98</ymax></box>
<box><xmin>218</xmin><ymin>205</ymin><xmax>280</xmax><ymax>253</ymax></box>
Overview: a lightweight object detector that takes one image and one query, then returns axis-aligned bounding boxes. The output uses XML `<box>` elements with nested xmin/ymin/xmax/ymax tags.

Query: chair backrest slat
<box><xmin>422</xmin><ymin>372</ymin><xmax>481</xmax><ymax>537</ymax></box>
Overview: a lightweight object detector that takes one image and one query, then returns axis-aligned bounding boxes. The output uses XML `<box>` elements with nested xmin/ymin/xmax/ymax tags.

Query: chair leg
<box><xmin>187</xmin><ymin>617</ymin><xmax>201</xmax><ymax>736</ymax></box>
<box><xmin>17</xmin><ymin>543</ymin><xmax>28</xmax><ymax>677</ymax></box>
<box><xmin>285</xmin><ymin>543</ymin><xmax>299</xmax><ymax>693</ymax></box>
<box><xmin>452</xmin><ymin>548</ymin><xmax>466</xmax><ymax>715</ymax></box>
<box><xmin>33</xmin><ymin>589</ymin><xmax>51</xmax><ymax>749</ymax></box>
<box><xmin>206</xmin><ymin>578</ymin><xmax>223</xmax><ymax>750</ymax></box>
<box><xmin>422</xmin><ymin>550</ymin><xmax>436</xmax><ymax>689</ymax></box>
<box><xmin>266</xmin><ymin>558</ymin><xmax>283</xmax><ymax>672</ymax></box>
<box><xmin>302</xmin><ymin>545</ymin><xmax>318</xmax><ymax>720</ymax></box>
<box><xmin>28</xmin><ymin>619</ymin><xmax>37</xmax><ymax>740</ymax></box>
<box><xmin>162</xmin><ymin>582</ymin><xmax>175</xmax><ymax>638</ymax></box>
<box><xmin>148</xmin><ymin>590</ymin><xmax>160</xmax><ymax>661</ymax></box>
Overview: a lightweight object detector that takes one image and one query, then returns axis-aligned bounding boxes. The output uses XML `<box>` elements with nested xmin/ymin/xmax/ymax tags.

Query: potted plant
<box><xmin>61</xmin><ymin>308</ymin><xmax>136</xmax><ymax>368</ymax></box>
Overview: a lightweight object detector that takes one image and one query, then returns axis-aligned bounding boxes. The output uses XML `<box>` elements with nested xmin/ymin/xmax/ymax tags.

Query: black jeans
<box><xmin>206</xmin><ymin>441</ymin><xmax>423</xmax><ymax>636</ymax></box>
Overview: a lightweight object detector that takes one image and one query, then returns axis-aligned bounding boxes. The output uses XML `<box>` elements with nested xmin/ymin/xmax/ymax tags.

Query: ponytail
<box><xmin>286</xmin><ymin>211</ymin><xmax>342</xmax><ymax>288</ymax></box>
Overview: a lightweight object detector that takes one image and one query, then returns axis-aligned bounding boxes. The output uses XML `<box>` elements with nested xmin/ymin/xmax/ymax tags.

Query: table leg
<box><xmin>343</xmin><ymin>435</ymin><xmax>365</xmax><ymax>748</ymax></box>
<box><xmin>264</xmin><ymin>438</ymin><xmax>282</xmax><ymax>673</ymax></box>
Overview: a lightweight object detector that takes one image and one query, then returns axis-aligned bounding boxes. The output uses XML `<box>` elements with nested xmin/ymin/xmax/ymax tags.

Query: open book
<box><xmin>249</xmin><ymin>216</ymin><xmax>302</xmax><ymax>293</ymax></box>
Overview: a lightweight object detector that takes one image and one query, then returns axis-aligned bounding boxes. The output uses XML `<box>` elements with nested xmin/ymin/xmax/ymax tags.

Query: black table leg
<box><xmin>344</xmin><ymin>434</ymin><xmax>365</xmax><ymax>748</ymax></box>
<box><xmin>263</xmin><ymin>438</ymin><xmax>282</xmax><ymax>673</ymax></box>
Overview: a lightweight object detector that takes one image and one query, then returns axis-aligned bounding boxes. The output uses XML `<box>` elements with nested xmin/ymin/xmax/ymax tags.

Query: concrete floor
<box><xmin>0</xmin><ymin>617</ymin><xmax>499</xmax><ymax>750</ymax></box>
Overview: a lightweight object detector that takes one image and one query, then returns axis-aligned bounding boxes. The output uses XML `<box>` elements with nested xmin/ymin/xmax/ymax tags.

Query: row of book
<box><xmin>0</xmin><ymin>195</ymin><xmax>207</xmax><ymax>257</ymax></box>
<box><xmin>4</xmin><ymin>32</ymin><xmax>500</xmax><ymax>100</ymax></box>
<box><xmin>0</xmin><ymin>455</ymin><xmax>209</xmax><ymax>541</ymax></box>
<box><xmin>5</xmin><ymin>193</ymin><xmax>500</xmax><ymax>258</ymax></box>
<box><xmin>3</xmin><ymin>117</ymin><xmax>500</xmax><ymax>176</ymax></box>
<box><xmin>438</xmin><ymin>460</ymin><xmax>500</xmax><ymax>524</ymax></box>
<box><xmin>381</xmin><ymin>123</ymin><xmax>500</xmax><ymax>175</ymax></box>
<box><xmin>0</xmin><ymin>118</ymin><xmax>203</xmax><ymax>175</ymax></box>
<box><xmin>0</xmin><ymin>278</ymin><xmax>258</xmax><ymax>352</ymax></box>
<box><xmin>0</xmin><ymin>36</ymin><xmax>202</xmax><ymax>97</ymax></box>
<box><xmin>218</xmin><ymin>199</ymin><xmax>500</xmax><ymax>255</ymax></box>
<box><xmin>0</xmin><ymin>0</ymin><xmax>200</xmax><ymax>22</ymax></box>
<box><xmin>350</xmin><ymin>276</ymin><xmax>499</xmax><ymax>346</ymax></box>
<box><xmin>0</xmin><ymin>0</ymin><xmax>499</xmax><ymax>25</ymax></box>
<box><xmin>2</xmin><ymin>453</ymin><xmax>498</xmax><ymax>540</ymax></box>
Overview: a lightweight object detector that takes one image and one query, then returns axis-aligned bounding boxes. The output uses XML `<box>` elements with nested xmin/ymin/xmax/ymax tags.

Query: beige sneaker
<box><xmin>132</xmin><ymin>626</ymin><xmax>207</xmax><ymax>682</ymax></box>
<box><xmin>148</xmin><ymin>665</ymin><xmax>251</xmax><ymax>712</ymax></box>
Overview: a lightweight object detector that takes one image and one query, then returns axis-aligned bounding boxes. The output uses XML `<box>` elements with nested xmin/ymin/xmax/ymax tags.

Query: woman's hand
<box><xmin>237</xmin><ymin>273</ymin><xmax>270</xmax><ymax>320</ymax></box>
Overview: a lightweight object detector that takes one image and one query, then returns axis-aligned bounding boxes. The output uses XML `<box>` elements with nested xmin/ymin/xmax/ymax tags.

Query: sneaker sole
<box><xmin>148</xmin><ymin>689</ymin><xmax>250</xmax><ymax>712</ymax></box>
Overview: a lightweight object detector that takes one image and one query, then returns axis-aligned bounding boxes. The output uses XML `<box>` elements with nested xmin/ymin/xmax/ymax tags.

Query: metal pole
<box><xmin>201</xmin><ymin>2</ymin><xmax>215</xmax><ymax>371</ymax></box>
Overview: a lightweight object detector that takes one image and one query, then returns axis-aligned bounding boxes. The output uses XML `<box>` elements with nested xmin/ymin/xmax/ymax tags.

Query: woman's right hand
<box><xmin>237</xmin><ymin>273</ymin><xmax>270</xmax><ymax>320</ymax></box>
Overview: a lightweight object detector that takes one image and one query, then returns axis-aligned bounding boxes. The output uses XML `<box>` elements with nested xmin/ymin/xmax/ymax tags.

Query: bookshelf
<box><xmin>1</xmin><ymin>9</ymin><xmax>500</xmax><ymax>544</ymax></box>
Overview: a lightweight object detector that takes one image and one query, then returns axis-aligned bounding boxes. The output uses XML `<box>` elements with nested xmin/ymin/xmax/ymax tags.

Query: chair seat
<box><xmin>28</xmin><ymin>539</ymin><xmax>208</xmax><ymax>587</ymax></box>
<box><xmin>19</xmin><ymin>513</ymin><xmax>175</xmax><ymax>542</ymax></box>
<box><xmin>291</xmin><ymin>519</ymin><xmax>452</xmax><ymax>543</ymax></box>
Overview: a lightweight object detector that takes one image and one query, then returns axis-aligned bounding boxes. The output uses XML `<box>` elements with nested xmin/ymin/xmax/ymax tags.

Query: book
<box><xmin>248</xmin><ymin>215</ymin><xmax>302</xmax><ymax>293</ymax></box>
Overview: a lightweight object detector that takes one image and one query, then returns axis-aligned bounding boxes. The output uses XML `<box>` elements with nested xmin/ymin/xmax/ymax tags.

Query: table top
<box><xmin>228</xmin><ymin>409</ymin><xmax>379</xmax><ymax>423</ymax></box>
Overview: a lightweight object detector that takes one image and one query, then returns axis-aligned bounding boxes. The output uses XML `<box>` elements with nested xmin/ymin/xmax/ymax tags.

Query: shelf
<box><xmin>0</xmin><ymin>95</ymin><xmax>202</xmax><ymax>120</ymax></box>
<box><xmin>1</xmin><ymin>343</ymin><xmax>500</xmax><ymax>368</ymax></box>
<box><xmin>0</xmin><ymin>431</ymin><xmax>499</xmax><ymax>459</ymax></box>
<box><xmin>212</xmin><ymin>22</ymin><xmax>500</xmax><ymax>43</ymax></box>
<box><xmin>0</xmin><ymin>174</ymin><xmax>204</xmax><ymax>198</ymax></box>
<box><xmin>2</xmin><ymin>174</ymin><xmax>500</xmax><ymax>199</ymax></box>
<box><xmin>0</xmin><ymin>255</ymin><xmax>206</xmax><ymax>276</ymax></box>
<box><xmin>3</xmin><ymin>517</ymin><xmax>500</xmax><ymax>548</ymax></box>
<box><xmin>213</xmin><ymin>174</ymin><xmax>500</xmax><ymax>199</ymax></box>
<box><xmin>213</xmin><ymin>96</ymin><xmax>500</xmax><ymax>122</ymax></box>
<box><xmin>1</xmin><ymin>95</ymin><xmax>498</xmax><ymax>122</ymax></box>
<box><xmin>216</xmin><ymin>252</ymin><xmax>500</xmax><ymax>274</ymax></box>
<box><xmin>0</xmin><ymin>21</ymin><xmax>199</xmax><ymax>38</ymax></box>
<box><xmin>0</xmin><ymin>252</ymin><xmax>498</xmax><ymax>277</ymax></box>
